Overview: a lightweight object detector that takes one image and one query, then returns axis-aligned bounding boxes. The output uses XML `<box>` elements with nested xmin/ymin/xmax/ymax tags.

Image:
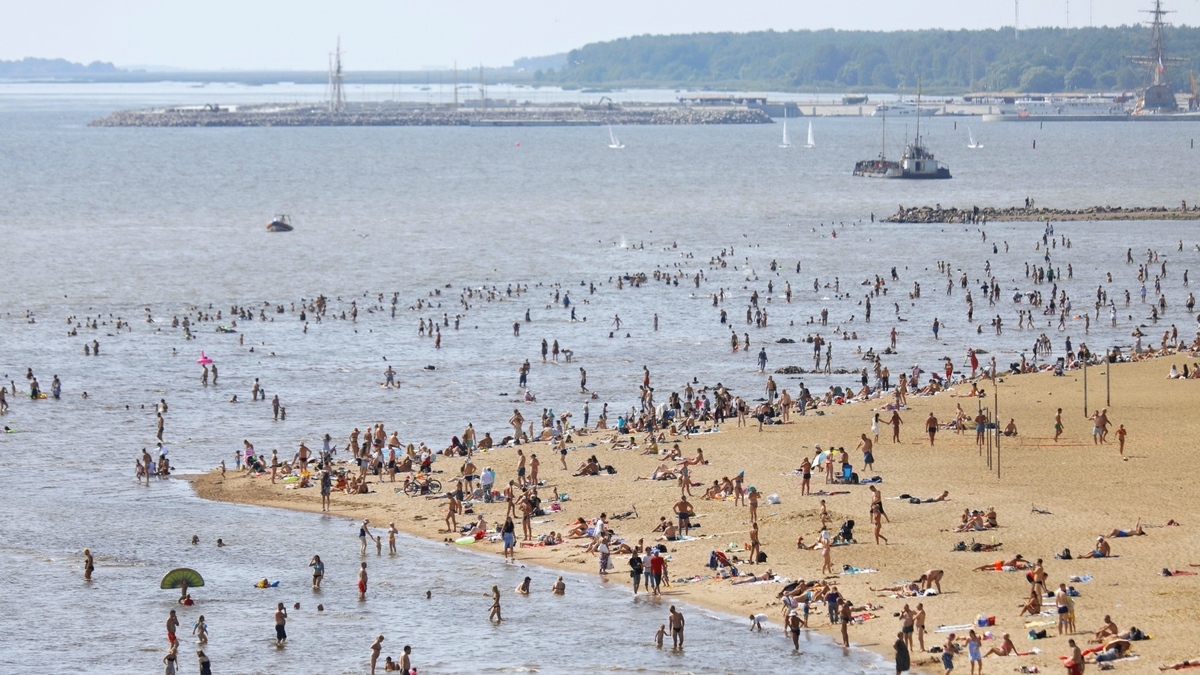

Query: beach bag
<box><xmin>756</xmin><ymin>551</ymin><xmax>768</xmax><ymax>563</ymax></box>
<box><xmin>604</xmin><ymin>465</ymin><xmax>617</xmax><ymax>474</ymax></box>
<box><xmin>1055</xmin><ymin>548</ymin><xmax>1072</xmax><ymax>560</ymax></box>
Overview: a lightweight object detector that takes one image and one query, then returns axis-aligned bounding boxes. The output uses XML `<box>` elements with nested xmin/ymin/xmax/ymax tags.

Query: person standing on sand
<box><xmin>873</xmin><ymin>507</ymin><xmax>888</xmax><ymax>545</ymax></box>
<box><xmin>674</xmin><ymin>496</ymin><xmax>693</xmax><ymax>536</ymax></box>
<box><xmin>357</xmin><ymin>562</ymin><xmax>368</xmax><ymax>600</ymax></box>
<box><xmin>890</xmin><ymin>411</ymin><xmax>903</xmax><ymax>443</ymax></box>
<box><xmin>669</xmin><ymin>605</ymin><xmax>685</xmax><ymax>649</ymax></box>
<box><xmin>858</xmin><ymin>434</ymin><xmax>875</xmax><ymax>470</ymax></box>
<box><xmin>1054</xmin><ymin>408</ymin><xmax>1064</xmax><ymax>442</ymax></box>
<box><xmin>369</xmin><ymin>635</ymin><xmax>384</xmax><ymax>675</ymax></box>
<box><xmin>1117</xmin><ymin>424</ymin><xmax>1127</xmax><ymax>458</ymax></box>
<box><xmin>274</xmin><ymin>602</ymin><xmax>287</xmax><ymax>646</ymax></box>
<box><xmin>509</xmin><ymin>409</ymin><xmax>524</xmax><ymax>444</ymax></box>
<box><xmin>926</xmin><ymin>412</ymin><xmax>938</xmax><ymax>446</ymax></box>
<box><xmin>941</xmin><ymin>633</ymin><xmax>959</xmax><ymax>674</ymax></box>
<box><xmin>914</xmin><ymin>603</ymin><xmax>927</xmax><ymax>652</ymax></box>
<box><xmin>895</xmin><ymin>631</ymin><xmax>911</xmax><ymax>673</ymax></box>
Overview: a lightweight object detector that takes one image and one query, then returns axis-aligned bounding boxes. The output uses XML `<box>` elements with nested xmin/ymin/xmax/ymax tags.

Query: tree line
<box><xmin>533</xmin><ymin>25</ymin><xmax>1200</xmax><ymax>93</ymax></box>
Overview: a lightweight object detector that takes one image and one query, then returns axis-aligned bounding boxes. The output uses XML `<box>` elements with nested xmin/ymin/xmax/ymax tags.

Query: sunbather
<box><xmin>1101</xmin><ymin>519</ymin><xmax>1145</xmax><ymax>538</ymax></box>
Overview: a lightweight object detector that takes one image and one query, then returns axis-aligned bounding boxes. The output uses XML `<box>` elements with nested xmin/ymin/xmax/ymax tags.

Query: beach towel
<box><xmin>935</xmin><ymin>624</ymin><xmax>976</xmax><ymax>633</ymax></box>
<box><xmin>840</xmin><ymin>567</ymin><xmax>877</xmax><ymax>574</ymax></box>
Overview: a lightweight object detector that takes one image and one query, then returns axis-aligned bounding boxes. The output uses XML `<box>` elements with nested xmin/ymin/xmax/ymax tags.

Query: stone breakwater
<box><xmin>89</xmin><ymin>104</ymin><xmax>772</xmax><ymax>127</ymax></box>
<box><xmin>886</xmin><ymin>204</ymin><xmax>1200</xmax><ymax>223</ymax></box>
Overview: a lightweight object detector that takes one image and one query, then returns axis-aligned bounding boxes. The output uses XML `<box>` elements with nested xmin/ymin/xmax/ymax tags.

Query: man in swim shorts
<box><xmin>274</xmin><ymin>602</ymin><xmax>287</xmax><ymax>645</ymax></box>
<box><xmin>926</xmin><ymin>413</ymin><xmax>938</xmax><ymax>447</ymax></box>
<box><xmin>358</xmin><ymin>562</ymin><xmax>368</xmax><ymax>600</ymax></box>
<box><xmin>167</xmin><ymin>609</ymin><xmax>179</xmax><ymax>645</ymax></box>
<box><xmin>668</xmin><ymin>605</ymin><xmax>685</xmax><ymax>649</ymax></box>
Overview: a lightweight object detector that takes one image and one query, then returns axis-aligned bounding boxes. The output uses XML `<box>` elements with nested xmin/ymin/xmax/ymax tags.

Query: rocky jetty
<box><xmin>886</xmin><ymin>204</ymin><xmax>1199</xmax><ymax>223</ymax></box>
<box><xmin>90</xmin><ymin>103</ymin><xmax>772</xmax><ymax>128</ymax></box>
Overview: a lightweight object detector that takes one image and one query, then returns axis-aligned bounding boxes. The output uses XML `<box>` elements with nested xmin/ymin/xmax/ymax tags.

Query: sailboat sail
<box><xmin>967</xmin><ymin>127</ymin><xmax>982</xmax><ymax>149</ymax></box>
<box><xmin>608</xmin><ymin>125</ymin><xmax>624</xmax><ymax>149</ymax></box>
<box><xmin>805</xmin><ymin>121</ymin><xmax>815</xmax><ymax>148</ymax></box>
<box><xmin>779</xmin><ymin>109</ymin><xmax>791</xmax><ymax>147</ymax></box>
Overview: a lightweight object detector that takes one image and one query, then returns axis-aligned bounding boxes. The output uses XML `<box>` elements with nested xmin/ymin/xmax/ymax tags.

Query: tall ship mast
<box><xmin>1128</xmin><ymin>0</ymin><xmax>1184</xmax><ymax>114</ymax></box>
<box><xmin>327</xmin><ymin>38</ymin><xmax>346</xmax><ymax>114</ymax></box>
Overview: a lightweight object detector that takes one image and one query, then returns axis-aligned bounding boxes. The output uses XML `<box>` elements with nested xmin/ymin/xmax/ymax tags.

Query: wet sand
<box><xmin>194</xmin><ymin>355</ymin><xmax>1200</xmax><ymax>673</ymax></box>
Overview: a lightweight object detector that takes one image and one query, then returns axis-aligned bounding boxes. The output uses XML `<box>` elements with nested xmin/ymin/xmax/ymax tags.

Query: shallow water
<box><xmin>1</xmin><ymin>83</ymin><xmax>1197</xmax><ymax>672</ymax></box>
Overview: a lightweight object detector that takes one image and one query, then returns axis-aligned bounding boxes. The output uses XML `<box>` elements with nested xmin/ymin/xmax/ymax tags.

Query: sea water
<box><xmin>0</xmin><ymin>84</ymin><xmax>1196</xmax><ymax>672</ymax></box>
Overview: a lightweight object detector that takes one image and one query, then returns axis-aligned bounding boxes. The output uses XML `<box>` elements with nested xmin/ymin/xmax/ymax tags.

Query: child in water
<box><xmin>654</xmin><ymin>624</ymin><xmax>667</xmax><ymax>648</ymax></box>
<box><xmin>192</xmin><ymin>616</ymin><xmax>207</xmax><ymax>644</ymax></box>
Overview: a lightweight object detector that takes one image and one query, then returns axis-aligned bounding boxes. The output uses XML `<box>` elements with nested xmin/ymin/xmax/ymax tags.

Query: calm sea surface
<box><xmin>1</xmin><ymin>83</ymin><xmax>1198</xmax><ymax>673</ymax></box>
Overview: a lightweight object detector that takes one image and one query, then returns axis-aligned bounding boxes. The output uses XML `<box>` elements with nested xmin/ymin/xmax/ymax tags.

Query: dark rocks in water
<box><xmin>775</xmin><ymin>365</ymin><xmax>805</xmax><ymax>374</ymax></box>
<box><xmin>775</xmin><ymin>338</ymin><xmax>796</xmax><ymax>344</ymax></box>
<box><xmin>423</xmin><ymin>365</ymin><xmax>436</xmax><ymax>371</ymax></box>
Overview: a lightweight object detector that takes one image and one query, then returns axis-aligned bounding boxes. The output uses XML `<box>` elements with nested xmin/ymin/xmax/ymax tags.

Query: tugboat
<box><xmin>853</xmin><ymin>110</ymin><xmax>902</xmax><ymax>178</ymax></box>
<box><xmin>266</xmin><ymin>214</ymin><xmax>293</xmax><ymax>232</ymax></box>
<box><xmin>854</xmin><ymin>84</ymin><xmax>951</xmax><ymax>179</ymax></box>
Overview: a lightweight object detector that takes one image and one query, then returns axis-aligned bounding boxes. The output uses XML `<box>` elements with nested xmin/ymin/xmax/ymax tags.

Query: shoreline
<box><xmin>192</xmin><ymin>355</ymin><xmax>1200</xmax><ymax>673</ymax></box>
<box><xmin>89</xmin><ymin>105</ymin><xmax>772</xmax><ymax>128</ymax></box>
<box><xmin>886</xmin><ymin>203</ymin><xmax>1199</xmax><ymax>223</ymax></box>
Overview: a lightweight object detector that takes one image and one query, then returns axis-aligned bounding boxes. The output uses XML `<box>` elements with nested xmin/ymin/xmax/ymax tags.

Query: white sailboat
<box><xmin>608</xmin><ymin>125</ymin><xmax>624</xmax><ymax>149</ymax></box>
<box><xmin>967</xmin><ymin>126</ymin><xmax>982</xmax><ymax>149</ymax></box>
<box><xmin>779</xmin><ymin>109</ymin><xmax>792</xmax><ymax>148</ymax></box>
<box><xmin>805</xmin><ymin>121</ymin><xmax>815</xmax><ymax>148</ymax></box>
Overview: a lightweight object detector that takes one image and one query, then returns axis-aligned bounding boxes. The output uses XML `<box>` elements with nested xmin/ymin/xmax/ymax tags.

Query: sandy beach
<box><xmin>194</xmin><ymin>355</ymin><xmax>1200</xmax><ymax>673</ymax></box>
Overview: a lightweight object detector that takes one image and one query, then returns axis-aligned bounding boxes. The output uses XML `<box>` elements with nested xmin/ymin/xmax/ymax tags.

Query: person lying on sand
<box><xmin>731</xmin><ymin>571</ymin><xmax>775</xmax><ymax>585</ymax></box>
<box><xmin>1084</xmin><ymin>638</ymin><xmax>1132</xmax><ymax>663</ymax></box>
<box><xmin>973</xmin><ymin>555</ymin><xmax>1030</xmax><ymax>571</ymax></box>
<box><xmin>1101</xmin><ymin>519</ymin><xmax>1145</xmax><ymax>538</ymax></box>
<box><xmin>870</xmin><ymin>582</ymin><xmax>921</xmax><ymax>595</ymax></box>
<box><xmin>916</xmin><ymin>491</ymin><xmax>950</xmax><ymax>503</ymax></box>
<box><xmin>677</xmin><ymin>448</ymin><xmax>706</xmax><ymax>466</ymax></box>
<box><xmin>1160</xmin><ymin>659</ymin><xmax>1200</xmax><ymax>670</ymax></box>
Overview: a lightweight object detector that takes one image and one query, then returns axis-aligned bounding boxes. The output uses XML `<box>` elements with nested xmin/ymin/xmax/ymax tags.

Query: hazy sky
<box><xmin>4</xmin><ymin>0</ymin><xmax>1198</xmax><ymax>71</ymax></box>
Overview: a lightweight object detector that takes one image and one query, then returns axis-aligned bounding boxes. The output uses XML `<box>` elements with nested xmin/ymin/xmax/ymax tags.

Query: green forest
<box><xmin>534</xmin><ymin>25</ymin><xmax>1200</xmax><ymax>93</ymax></box>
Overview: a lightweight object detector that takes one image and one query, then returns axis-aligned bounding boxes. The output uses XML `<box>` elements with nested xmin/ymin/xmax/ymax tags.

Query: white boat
<box><xmin>607</xmin><ymin>125</ymin><xmax>624</xmax><ymax>149</ymax></box>
<box><xmin>779</xmin><ymin>111</ymin><xmax>792</xmax><ymax>148</ymax></box>
<box><xmin>872</xmin><ymin>101</ymin><xmax>936</xmax><ymax>117</ymax></box>
<box><xmin>805</xmin><ymin>121</ymin><xmax>815</xmax><ymax>148</ymax></box>
<box><xmin>967</xmin><ymin>127</ymin><xmax>982</xmax><ymax>149</ymax></box>
<box><xmin>997</xmin><ymin>96</ymin><xmax>1128</xmax><ymax>117</ymax></box>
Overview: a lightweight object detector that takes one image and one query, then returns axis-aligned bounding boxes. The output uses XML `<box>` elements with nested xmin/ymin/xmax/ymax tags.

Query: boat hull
<box><xmin>266</xmin><ymin>222</ymin><xmax>293</xmax><ymax>232</ymax></box>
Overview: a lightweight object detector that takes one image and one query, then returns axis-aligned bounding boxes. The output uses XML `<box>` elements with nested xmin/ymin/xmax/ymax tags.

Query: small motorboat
<box><xmin>266</xmin><ymin>214</ymin><xmax>293</xmax><ymax>232</ymax></box>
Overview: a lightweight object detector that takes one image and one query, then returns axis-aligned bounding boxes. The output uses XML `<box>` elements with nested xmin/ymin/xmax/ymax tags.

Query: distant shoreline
<box><xmin>89</xmin><ymin>104</ymin><xmax>772</xmax><ymax>128</ymax></box>
<box><xmin>887</xmin><ymin>204</ymin><xmax>1200</xmax><ymax>223</ymax></box>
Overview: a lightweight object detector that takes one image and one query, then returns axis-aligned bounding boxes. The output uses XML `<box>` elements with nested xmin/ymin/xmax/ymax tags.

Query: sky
<box><xmin>4</xmin><ymin>0</ymin><xmax>1199</xmax><ymax>71</ymax></box>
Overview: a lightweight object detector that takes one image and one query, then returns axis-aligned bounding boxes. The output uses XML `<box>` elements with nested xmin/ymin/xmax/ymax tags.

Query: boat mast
<box><xmin>914</xmin><ymin>78</ymin><xmax>922</xmax><ymax>147</ymax></box>
<box><xmin>328</xmin><ymin>37</ymin><xmax>345</xmax><ymax>114</ymax></box>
